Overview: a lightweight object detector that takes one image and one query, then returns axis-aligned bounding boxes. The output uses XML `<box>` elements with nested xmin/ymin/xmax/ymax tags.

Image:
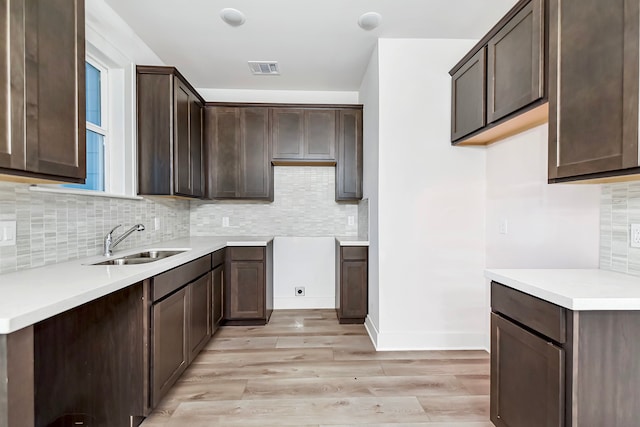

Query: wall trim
<box><xmin>374</xmin><ymin>331</ymin><xmax>487</xmax><ymax>351</ymax></box>
<box><xmin>274</xmin><ymin>297</ymin><xmax>335</xmax><ymax>310</ymax></box>
<box><xmin>364</xmin><ymin>315</ymin><xmax>379</xmax><ymax>349</ymax></box>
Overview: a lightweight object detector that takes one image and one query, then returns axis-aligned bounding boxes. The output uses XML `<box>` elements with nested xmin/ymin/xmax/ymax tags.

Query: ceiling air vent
<box><xmin>248</xmin><ymin>61</ymin><xmax>280</xmax><ymax>75</ymax></box>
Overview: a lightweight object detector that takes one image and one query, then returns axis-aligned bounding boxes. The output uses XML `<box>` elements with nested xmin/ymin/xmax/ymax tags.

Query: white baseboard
<box><xmin>274</xmin><ymin>297</ymin><xmax>335</xmax><ymax>310</ymax></box>
<box><xmin>374</xmin><ymin>331</ymin><xmax>488</xmax><ymax>351</ymax></box>
<box><xmin>364</xmin><ymin>315</ymin><xmax>379</xmax><ymax>348</ymax></box>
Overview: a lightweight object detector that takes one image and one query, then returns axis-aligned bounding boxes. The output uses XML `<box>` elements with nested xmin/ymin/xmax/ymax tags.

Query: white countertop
<box><xmin>486</xmin><ymin>269</ymin><xmax>640</xmax><ymax>310</ymax></box>
<box><xmin>0</xmin><ymin>236</ymin><xmax>273</xmax><ymax>334</ymax></box>
<box><xmin>335</xmin><ymin>237</ymin><xmax>369</xmax><ymax>246</ymax></box>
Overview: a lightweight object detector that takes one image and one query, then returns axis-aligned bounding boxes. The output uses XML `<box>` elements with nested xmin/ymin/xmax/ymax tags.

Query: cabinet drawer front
<box><xmin>341</xmin><ymin>246</ymin><xmax>367</xmax><ymax>261</ymax></box>
<box><xmin>212</xmin><ymin>248</ymin><xmax>225</xmax><ymax>268</ymax></box>
<box><xmin>491</xmin><ymin>282</ymin><xmax>566</xmax><ymax>343</ymax></box>
<box><xmin>228</xmin><ymin>247</ymin><xmax>264</xmax><ymax>261</ymax></box>
<box><xmin>153</xmin><ymin>255</ymin><xmax>211</xmax><ymax>302</ymax></box>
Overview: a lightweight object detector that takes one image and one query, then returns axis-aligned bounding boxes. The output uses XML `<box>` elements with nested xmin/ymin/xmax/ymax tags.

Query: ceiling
<box><xmin>103</xmin><ymin>0</ymin><xmax>518</xmax><ymax>92</ymax></box>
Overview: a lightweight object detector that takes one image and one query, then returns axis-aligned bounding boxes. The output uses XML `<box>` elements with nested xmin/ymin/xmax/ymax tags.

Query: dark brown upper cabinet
<box><xmin>204</xmin><ymin>105</ymin><xmax>273</xmax><ymax>200</ymax></box>
<box><xmin>0</xmin><ymin>0</ymin><xmax>86</xmax><ymax>184</ymax></box>
<box><xmin>336</xmin><ymin>109</ymin><xmax>363</xmax><ymax>201</ymax></box>
<box><xmin>137</xmin><ymin>66</ymin><xmax>204</xmax><ymax>198</ymax></box>
<box><xmin>450</xmin><ymin>0</ymin><xmax>548</xmax><ymax>146</ymax></box>
<box><xmin>548</xmin><ymin>0</ymin><xmax>640</xmax><ymax>183</ymax></box>
<box><xmin>487</xmin><ymin>0</ymin><xmax>544</xmax><ymax>124</ymax></box>
<box><xmin>451</xmin><ymin>48</ymin><xmax>487</xmax><ymax>141</ymax></box>
<box><xmin>271</xmin><ymin>108</ymin><xmax>336</xmax><ymax>161</ymax></box>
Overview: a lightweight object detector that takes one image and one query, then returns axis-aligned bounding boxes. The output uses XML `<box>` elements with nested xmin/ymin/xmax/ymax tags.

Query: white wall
<box><xmin>359</xmin><ymin>44</ymin><xmax>381</xmax><ymax>344</ymax></box>
<box><xmin>365</xmin><ymin>38</ymin><xmax>488</xmax><ymax>350</ymax></box>
<box><xmin>485</xmin><ymin>124</ymin><xmax>601</xmax><ymax>269</ymax></box>
<box><xmin>273</xmin><ymin>237</ymin><xmax>336</xmax><ymax>309</ymax></box>
<box><xmin>197</xmin><ymin>88</ymin><xmax>359</xmax><ymax>105</ymax></box>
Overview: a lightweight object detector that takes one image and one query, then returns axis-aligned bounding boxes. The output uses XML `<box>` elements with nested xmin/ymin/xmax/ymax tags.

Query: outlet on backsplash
<box><xmin>631</xmin><ymin>224</ymin><xmax>640</xmax><ymax>248</ymax></box>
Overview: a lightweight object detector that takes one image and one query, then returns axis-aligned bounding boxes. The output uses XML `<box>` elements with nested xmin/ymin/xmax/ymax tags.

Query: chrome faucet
<box><xmin>104</xmin><ymin>224</ymin><xmax>145</xmax><ymax>256</ymax></box>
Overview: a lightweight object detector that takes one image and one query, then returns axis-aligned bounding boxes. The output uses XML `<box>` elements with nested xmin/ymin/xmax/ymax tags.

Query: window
<box><xmin>64</xmin><ymin>59</ymin><xmax>108</xmax><ymax>191</ymax></box>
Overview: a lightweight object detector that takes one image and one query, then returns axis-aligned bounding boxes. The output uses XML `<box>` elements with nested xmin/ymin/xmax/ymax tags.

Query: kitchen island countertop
<box><xmin>486</xmin><ymin>268</ymin><xmax>640</xmax><ymax>311</ymax></box>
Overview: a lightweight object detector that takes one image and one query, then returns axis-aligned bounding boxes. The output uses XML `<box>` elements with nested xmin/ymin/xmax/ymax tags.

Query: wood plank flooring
<box><xmin>141</xmin><ymin>309</ymin><xmax>491</xmax><ymax>426</ymax></box>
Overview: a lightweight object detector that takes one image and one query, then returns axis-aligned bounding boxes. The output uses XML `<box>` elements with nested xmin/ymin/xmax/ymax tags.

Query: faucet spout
<box><xmin>104</xmin><ymin>223</ymin><xmax>145</xmax><ymax>256</ymax></box>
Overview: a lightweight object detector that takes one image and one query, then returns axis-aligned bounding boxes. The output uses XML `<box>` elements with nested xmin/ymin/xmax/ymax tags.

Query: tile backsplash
<box><xmin>0</xmin><ymin>183</ymin><xmax>190</xmax><ymax>274</ymax></box>
<box><xmin>600</xmin><ymin>182</ymin><xmax>640</xmax><ymax>276</ymax></box>
<box><xmin>191</xmin><ymin>167</ymin><xmax>358</xmax><ymax>237</ymax></box>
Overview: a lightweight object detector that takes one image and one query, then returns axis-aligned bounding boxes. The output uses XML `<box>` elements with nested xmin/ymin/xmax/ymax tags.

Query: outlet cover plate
<box><xmin>295</xmin><ymin>286</ymin><xmax>305</xmax><ymax>296</ymax></box>
<box><xmin>631</xmin><ymin>224</ymin><xmax>640</xmax><ymax>248</ymax></box>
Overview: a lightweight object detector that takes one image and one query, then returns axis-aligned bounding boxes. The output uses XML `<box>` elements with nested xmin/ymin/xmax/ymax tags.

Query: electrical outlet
<box><xmin>348</xmin><ymin>216</ymin><xmax>355</xmax><ymax>226</ymax></box>
<box><xmin>499</xmin><ymin>219</ymin><xmax>508</xmax><ymax>235</ymax></box>
<box><xmin>0</xmin><ymin>221</ymin><xmax>16</xmax><ymax>247</ymax></box>
<box><xmin>222</xmin><ymin>217</ymin><xmax>230</xmax><ymax>227</ymax></box>
<box><xmin>295</xmin><ymin>286</ymin><xmax>305</xmax><ymax>296</ymax></box>
<box><xmin>154</xmin><ymin>217</ymin><xmax>160</xmax><ymax>231</ymax></box>
<box><xmin>631</xmin><ymin>224</ymin><xmax>640</xmax><ymax>248</ymax></box>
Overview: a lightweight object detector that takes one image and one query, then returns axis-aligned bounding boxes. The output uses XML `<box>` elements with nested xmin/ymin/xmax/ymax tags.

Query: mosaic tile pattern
<box><xmin>358</xmin><ymin>198</ymin><xmax>369</xmax><ymax>239</ymax></box>
<box><xmin>0</xmin><ymin>182</ymin><xmax>190</xmax><ymax>275</ymax></box>
<box><xmin>191</xmin><ymin>167</ymin><xmax>359</xmax><ymax>237</ymax></box>
<box><xmin>600</xmin><ymin>182</ymin><xmax>640</xmax><ymax>276</ymax></box>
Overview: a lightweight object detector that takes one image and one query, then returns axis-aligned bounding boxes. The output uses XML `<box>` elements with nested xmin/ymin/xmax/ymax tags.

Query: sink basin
<box><xmin>91</xmin><ymin>250</ymin><xmax>187</xmax><ymax>266</ymax></box>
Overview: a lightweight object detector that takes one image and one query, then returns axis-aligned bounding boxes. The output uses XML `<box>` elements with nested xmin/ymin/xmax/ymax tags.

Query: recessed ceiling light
<box><xmin>358</xmin><ymin>12</ymin><xmax>382</xmax><ymax>31</ymax></box>
<box><xmin>220</xmin><ymin>8</ymin><xmax>246</xmax><ymax>27</ymax></box>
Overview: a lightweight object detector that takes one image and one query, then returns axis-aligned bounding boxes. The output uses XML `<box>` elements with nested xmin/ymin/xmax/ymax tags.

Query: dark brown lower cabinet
<box><xmin>151</xmin><ymin>287</ymin><xmax>188</xmax><ymax>409</ymax></box>
<box><xmin>33</xmin><ymin>284</ymin><xmax>146</xmax><ymax>427</ymax></box>
<box><xmin>491</xmin><ymin>282</ymin><xmax>640</xmax><ymax>427</ymax></box>
<box><xmin>225</xmin><ymin>244</ymin><xmax>273</xmax><ymax>325</ymax></box>
<box><xmin>490</xmin><ymin>313</ymin><xmax>563</xmax><ymax>427</ymax></box>
<box><xmin>188</xmin><ymin>273</ymin><xmax>211</xmax><ymax>363</ymax></box>
<box><xmin>212</xmin><ymin>264</ymin><xmax>224</xmax><ymax>332</ymax></box>
<box><xmin>335</xmin><ymin>245</ymin><xmax>368</xmax><ymax>324</ymax></box>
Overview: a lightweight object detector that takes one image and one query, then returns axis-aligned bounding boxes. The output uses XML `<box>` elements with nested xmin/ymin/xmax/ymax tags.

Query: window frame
<box><xmin>85</xmin><ymin>56</ymin><xmax>109</xmax><ymax>192</ymax></box>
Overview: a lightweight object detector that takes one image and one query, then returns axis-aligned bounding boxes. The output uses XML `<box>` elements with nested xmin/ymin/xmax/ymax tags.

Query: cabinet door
<box><xmin>490</xmin><ymin>313</ymin><xmax>564</xmax><ymax>427</ymax></box>
<box><xmin>0</xmin><ymin>1</ymin><xmax>24</xmax><ymax>172</ymax></box>
<box><xmin>239</xmin><ymin>108</ymin><xmax>272</xmax><ymax>199</ymax></box>
<box><xmin>23</xmin><ymin>0</ymin><xmax>85</xmax><ymax>181</ymax></box>
<box><xmin>188</xmin><ymin>274</ymin><xmax>211</xmax><ymax>363</ymax></box>
<box><xmin>336</xmin><ymin>109</ymin><xmax>363</xmax><ymax>201</ymax></box>
<box><xmin>174</xmin><ymin>79</ymin><xmax>192</xmax><ymax>196</ymax></box>
<box><xmin>205</xmin><ymin>106</ymin><xmax>239</xmax><ymax>199</ymax></box>
<box><xmin>487</xmin><ymin>0</ymin><xmax>543</xmax><ymax>124</ymax></box>
<box><xmin>190</xmin><ymin>96</ymin><xmax>203</xmax><ymax>198</ymax></box>
<box><xmin>212</xmin><ymin>264</ymin><xmax>224</xmax><ymax>331</ymax></box>
<box><xmin>305</xmin><ymin>110</ymin><xmax>336</xmax><ymax>160</ymax></box>
<box><xmin>151</xmin><ymin>287</ymin><xmax>188</xmax><ymax>408</ymax></box>
<box><xmin>271</xmin><ymin>108</ymin><xmax>304</xmax><ymax>159</ymax></box>
<box><xmin>549</xmin><ymin>0</ymin><xmax>639</xmax><ymax>180</ymax></box>
<box><xmin>340</xmin><ymin>260</ymin><xmax>368</xmax><ymax>320</ymax></box>
<box><xmin>451</xmin><ymin>48</ymin><xmax>486</xmax><ymax>141</ymax></box>
<box><xmin>228</xmin><ymin>261</ymin><xmax>265</xmax><ymax>319</ymax></box>
<box><xmin>137</xmin><ymin>71</ymin><xmax>172</xmax><ymax>195</ymax></box>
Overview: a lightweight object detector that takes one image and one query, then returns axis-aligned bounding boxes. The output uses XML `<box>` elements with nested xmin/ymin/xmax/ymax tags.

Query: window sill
<box><xmin>29</xmin><ymin>185</ymin><xmax>144</xmax><ymax>201</ymax></box>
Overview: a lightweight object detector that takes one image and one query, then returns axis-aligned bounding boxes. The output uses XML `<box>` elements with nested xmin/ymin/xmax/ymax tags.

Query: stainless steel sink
<box><xmin>91</xmin><ymin>250</ymin><xmax>187</xmax><ymax>266</ymax></box>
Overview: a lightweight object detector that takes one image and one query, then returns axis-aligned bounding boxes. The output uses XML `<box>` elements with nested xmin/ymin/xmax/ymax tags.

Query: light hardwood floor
<box><xmin>142</xmin><ymin>309</ymin><xmax>491</xmax><ymax>426</ymax></box>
